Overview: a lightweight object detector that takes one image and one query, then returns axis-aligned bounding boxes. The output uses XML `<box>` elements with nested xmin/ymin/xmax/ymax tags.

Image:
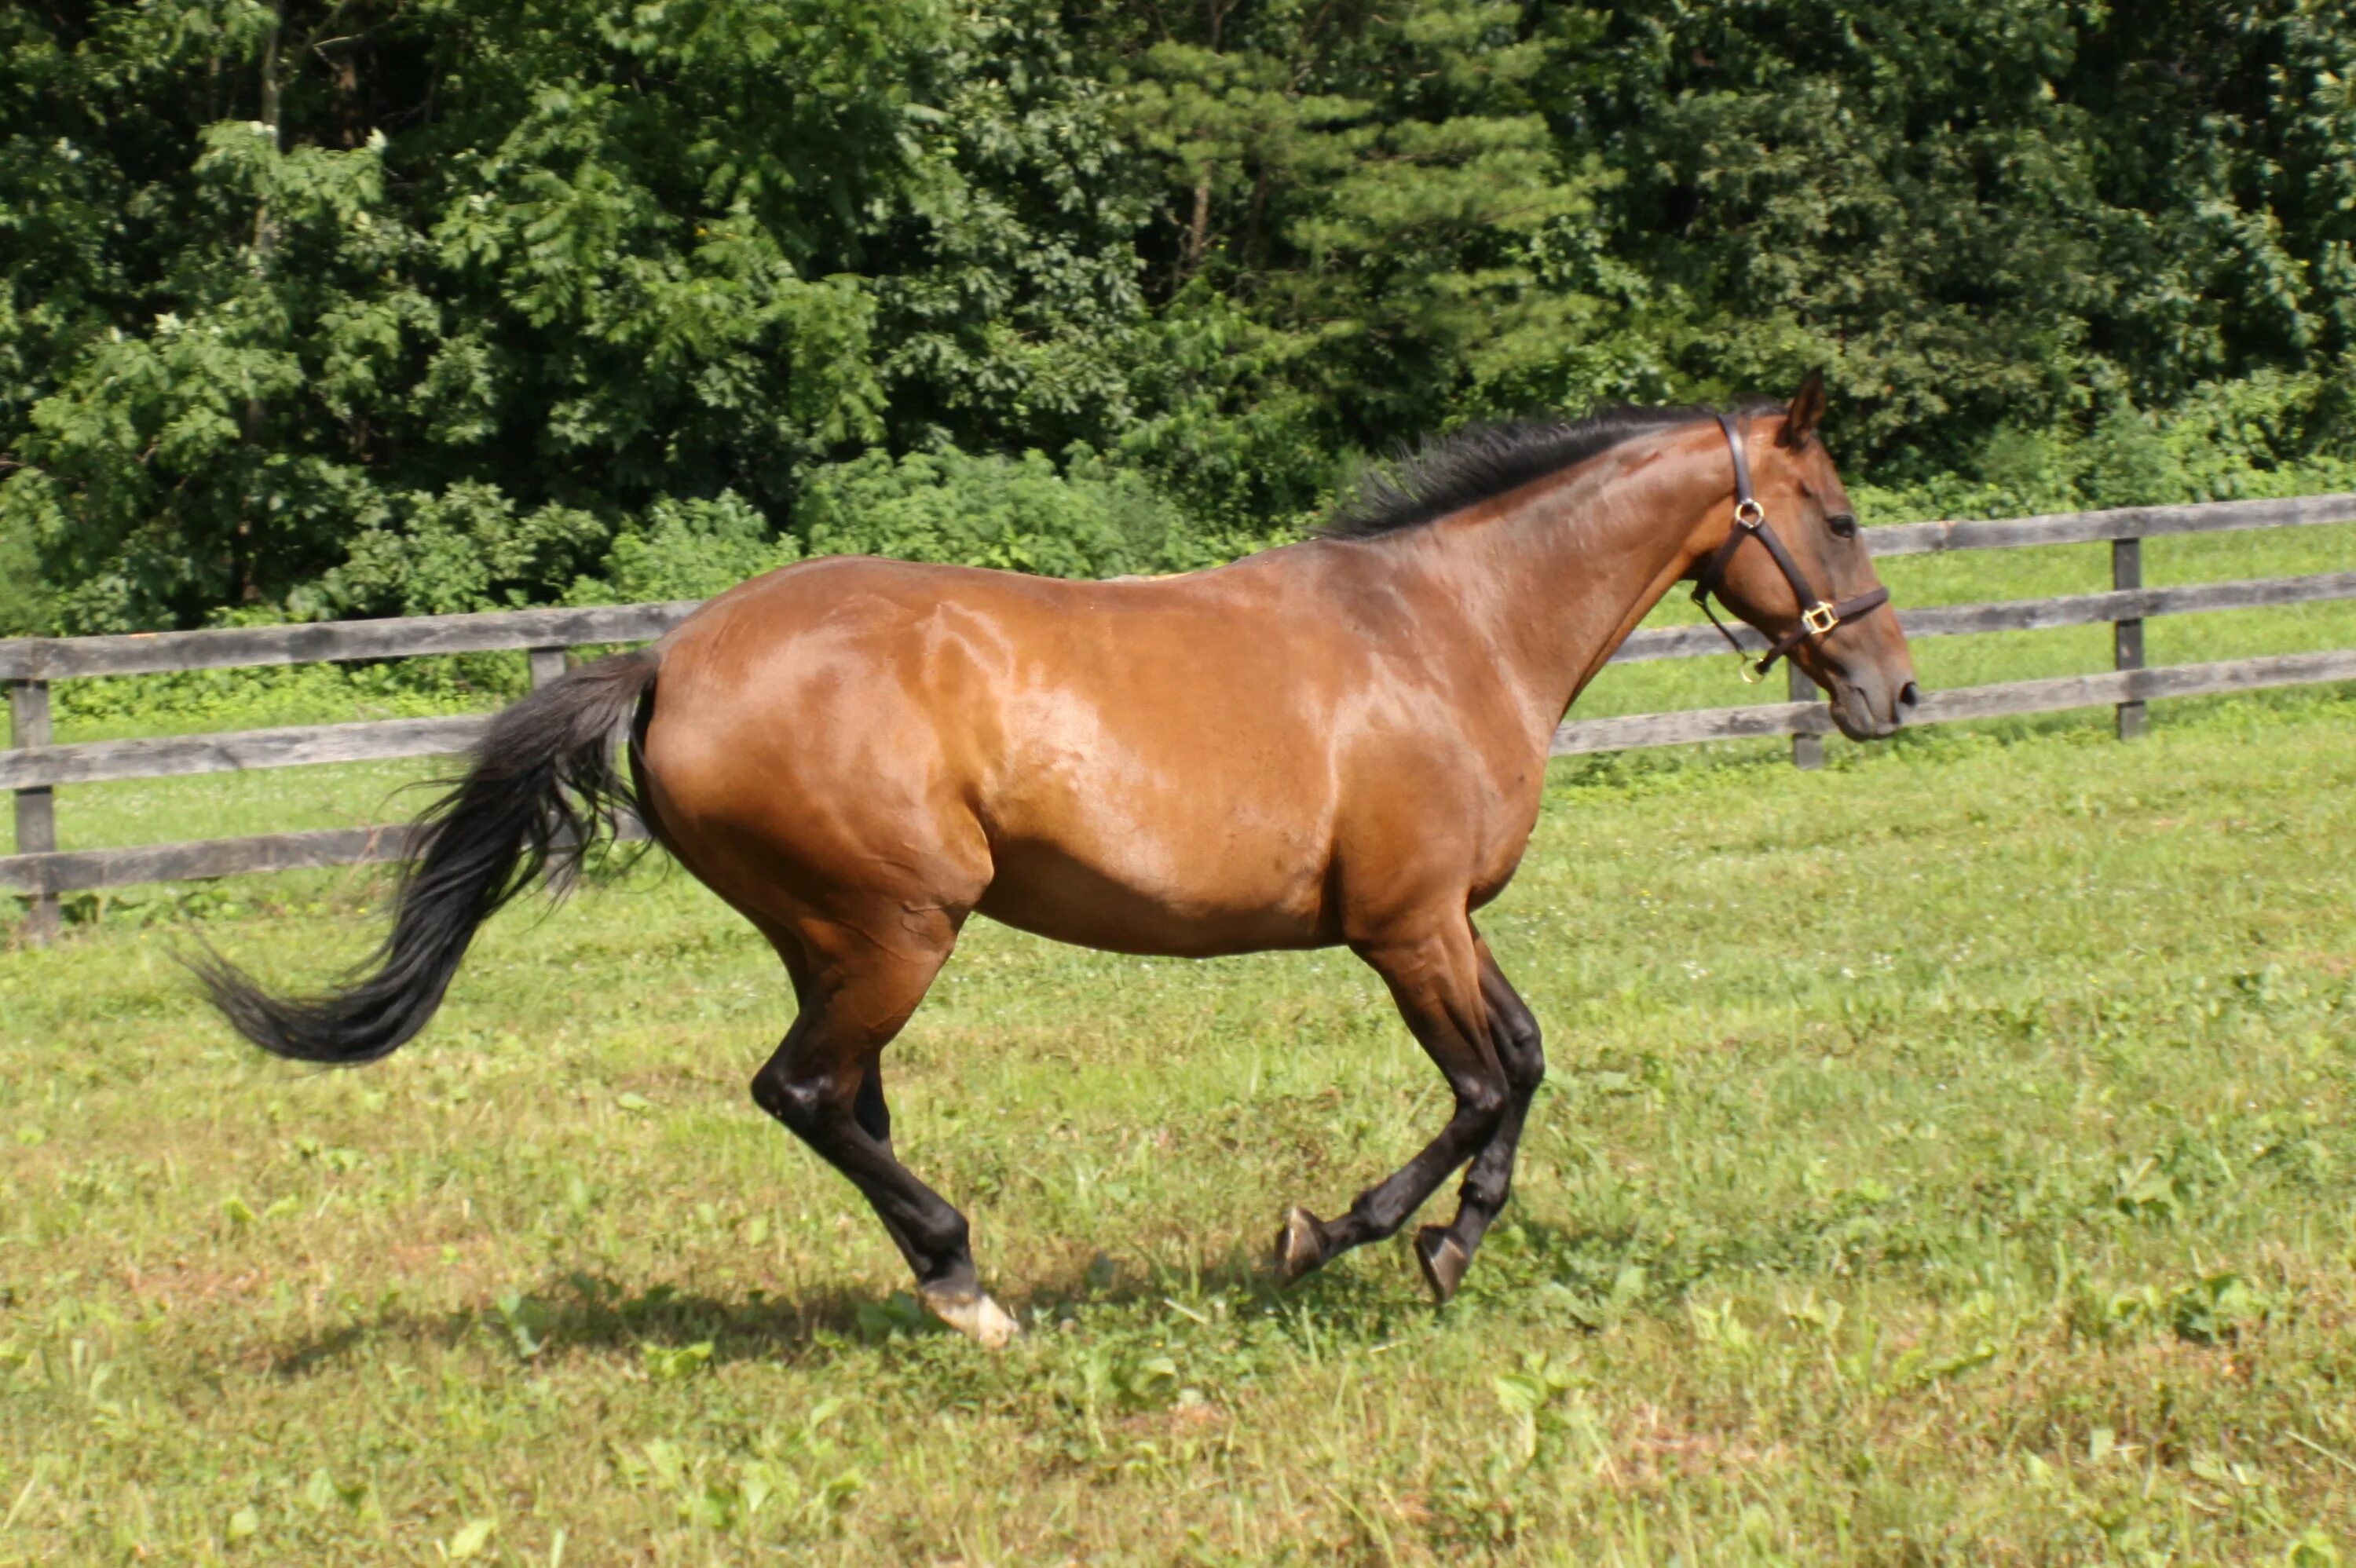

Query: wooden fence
<box><xmin>6</xmin><ymin>492</ymin><xmax>2356</xmax><ymax>941</ymax></box>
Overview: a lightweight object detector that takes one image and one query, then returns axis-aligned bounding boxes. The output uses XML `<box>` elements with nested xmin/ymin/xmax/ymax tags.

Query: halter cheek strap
<box><xmin>1690</xmin><ymin>413</ymin><xmax>1890</xmax><ymax>682</ymax></box>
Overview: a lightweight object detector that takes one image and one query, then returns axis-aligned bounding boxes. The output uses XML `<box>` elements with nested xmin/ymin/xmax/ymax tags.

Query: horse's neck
<box><xmin>1401</xmin><ymin>438</ymin><xmax>1716</xmax><ymax>743</ymax></box>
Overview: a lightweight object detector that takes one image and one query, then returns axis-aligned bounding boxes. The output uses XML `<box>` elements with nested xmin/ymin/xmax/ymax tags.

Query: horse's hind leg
<box><xmin>847</xmin><ymin>1048</ymin><xmax>933</xmax><ymax>1278</ymax></box>
<box><xmin>752</xmin><ymin>913</ymin><xmax>1017</xmax><ymax>1347</ymax></box>
<box><xmin>1275</xmin><ymin>917</ymin><xmax>1509</xmax><ymax>1285</ymax></box>
<box><xmin>764</xmin><ymin>932</ymin><xmax>928</xmax><ymax>1277</ymax></box>
<box><xmin>1412</xmin><ymin>939</ymin><xmax>1546</xmax><ymax>1302</ymax></box>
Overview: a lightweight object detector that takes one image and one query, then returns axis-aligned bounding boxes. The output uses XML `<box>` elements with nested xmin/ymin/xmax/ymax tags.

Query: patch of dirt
<box><xmin>115</xmin><ymin>1259</ymin><xmax>273</xmax><ymax>1310</ymax></box>
<box><xmin>1608</xmin><ymin>1401</ymin><xmax>1792</xmax><ymax>1488</ymax></box>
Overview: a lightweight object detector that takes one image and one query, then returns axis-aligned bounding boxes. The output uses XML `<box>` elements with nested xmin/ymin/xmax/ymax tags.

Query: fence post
<box><xmin>9</xmin><ymin>678</ymin><xmax>59</xmax><ymax>943</ymax></box>
<box><xmin>526</xmin><ymin>647</ymin><xmax>584</xmax><ymax>860</ymax></box>
<box><xmin>2113</xmin><ymin>537</ymin><xmax>2146</xmax><ymax>740</ymax></box>
<box><xmin>1788</xmin><ymin>660</ymin><xmax>1824</xmax><ymax>770</ymax></box>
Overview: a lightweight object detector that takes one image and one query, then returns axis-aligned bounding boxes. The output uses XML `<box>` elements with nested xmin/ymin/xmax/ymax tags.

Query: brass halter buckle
<box><xmin>1732</xmin><ymin>498</ymin><xmax>1765</xmax><ymax>528</ymax></box>
<box><xmin>1800</xmin><ymin>602</ymin><xmax>1841</xmax><ymax>637</ymax></box>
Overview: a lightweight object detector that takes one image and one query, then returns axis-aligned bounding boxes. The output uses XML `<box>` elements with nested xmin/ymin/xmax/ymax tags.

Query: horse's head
<box><xmin>1690</xmin><ymin>372</ymin><xmax>1919</xmax><ymax>740</ymax></box>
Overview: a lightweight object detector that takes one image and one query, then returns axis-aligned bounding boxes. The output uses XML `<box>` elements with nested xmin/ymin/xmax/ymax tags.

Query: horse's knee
<box><xmin>1500</xmin><ymin>1015</ymin><xmax>1546</xmax><ymax>1097</ymax></box>
<box><xmin>1456</xmin><ymin>1069</ymin><xmax>1509</xmax><ymax>1130</ymax></box>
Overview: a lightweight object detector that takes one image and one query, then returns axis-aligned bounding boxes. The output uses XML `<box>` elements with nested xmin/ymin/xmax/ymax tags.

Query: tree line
<box><xmin>4</xmin><ymin>0</ymin><xmax>2351</xmax><ymax>634</ymax></box>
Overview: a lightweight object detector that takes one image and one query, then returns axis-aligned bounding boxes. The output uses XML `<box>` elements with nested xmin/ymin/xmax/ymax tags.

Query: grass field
<box><xmin>3</xmin><ymin>672</ymin><xmax>2354</xmax><ymax>1563</ymax></box>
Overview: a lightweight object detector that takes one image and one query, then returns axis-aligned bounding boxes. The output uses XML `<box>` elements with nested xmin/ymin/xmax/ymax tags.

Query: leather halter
<box><xmin>1690</xmin><ymin>412</ymin><xmax>1891</xmax><ymax>682</ymax></box>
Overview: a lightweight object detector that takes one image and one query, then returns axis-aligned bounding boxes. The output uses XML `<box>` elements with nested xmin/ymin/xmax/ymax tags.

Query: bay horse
<box><xmin>200</xmin><ymin>374</ymin><xmax>1918</xmax><ymax>1347</ymax></box>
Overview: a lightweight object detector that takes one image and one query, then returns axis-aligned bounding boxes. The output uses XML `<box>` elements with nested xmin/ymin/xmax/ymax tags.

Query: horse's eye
<box><xmin>1828</xmin><ymin>512</ymin><xmax>1859</xmax><ymax>539</ymax></box>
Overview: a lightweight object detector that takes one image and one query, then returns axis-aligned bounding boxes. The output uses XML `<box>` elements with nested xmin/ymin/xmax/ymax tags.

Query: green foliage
<box><xmin>576</xmin><ymin>492</ymin><xmax>803</xmax><ymax>607</ymax></box>
<box><xmin>1118</xmin><ymin>2</ymin><xmax>1613</xmax><ymax>449</ymax></box>
<box><xmin>1567</xmin><ymin>0</ymin><xmax>2356</xmax><ymax>462</ymax></box>
<box><xmin>2</xmin><ymin>0</ymin><xmax>2353</xmax><ymax>635</ymax></box>
<box><xmin>797</xmin><ymin>445</ymin><xmax>1213</xmax><ymax>579</ymax></box>
<box><xmin>322</xmin><ymin>483</ymin><xmax>607</xmax><ymax>619</ymax></box>
<box><xmin>1849</xmin><ymin>375</ymin><xmax>2356</xmax><ymax>525</ymax></box>
<box><xmin>0</xmin><ymin>0</ymin><xmax>1135</xmax><ymax>630</ymax></box>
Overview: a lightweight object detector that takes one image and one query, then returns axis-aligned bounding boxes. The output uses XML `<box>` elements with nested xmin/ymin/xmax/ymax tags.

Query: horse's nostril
<box><xmin>1897</xmin><ymin>681</ymin><xmax>1921</xmax><ymax>709</ymax></box>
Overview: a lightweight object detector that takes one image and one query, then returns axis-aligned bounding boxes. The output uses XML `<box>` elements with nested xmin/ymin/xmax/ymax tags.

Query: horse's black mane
<box><xmin>1318</xmin><ymin>397</ymin><xmax>1785</xmax><ymax>540</ymax></box>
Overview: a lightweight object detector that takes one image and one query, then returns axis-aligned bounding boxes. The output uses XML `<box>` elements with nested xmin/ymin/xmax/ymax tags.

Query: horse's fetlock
<box><xmin>1463</xmin><ymin>1172</ymin><xmax>1511</xmax><ymax>1215</ymax></box>
<box><xmin>917</xmin><ymin>1248</ymin><xmax>979</xmax><ymax>1299</ymax></box>
<box><xmin>930</xmin><ymin>1211</ymin><xmax>972</xmax><ymax>1262</ymax></box>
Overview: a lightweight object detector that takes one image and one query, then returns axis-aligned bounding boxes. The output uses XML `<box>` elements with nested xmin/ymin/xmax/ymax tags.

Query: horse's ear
<box><xmin>1778</xmin><ymin>368</ymin><xmax>1827</xmax><ymax>450</ymax></box>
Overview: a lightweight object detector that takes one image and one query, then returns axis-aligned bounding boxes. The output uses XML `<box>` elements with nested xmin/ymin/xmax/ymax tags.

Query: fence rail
<box><xmin>1550</xmin><ymin>648</ymin><xmax>2356</xmax><ymax>755</ymax></box>
<box><xmin>7</xmin><ymin>492</ymin><xmax>2354</xmax><ymax>937</ymax></box>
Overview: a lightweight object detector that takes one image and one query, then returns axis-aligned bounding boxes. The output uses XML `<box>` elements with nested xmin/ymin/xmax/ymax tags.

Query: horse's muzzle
<box><xmin>1830</xmin><ymin>676</ymin><xmax>1919</xmax><ymax>741</ymax></box>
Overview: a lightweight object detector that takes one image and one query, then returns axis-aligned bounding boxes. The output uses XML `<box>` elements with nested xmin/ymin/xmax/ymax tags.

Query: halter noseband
<box><xmin>1690</xmin><ymin>412</ymin><xmax>1891</xmax><ymax>683</ymax></box>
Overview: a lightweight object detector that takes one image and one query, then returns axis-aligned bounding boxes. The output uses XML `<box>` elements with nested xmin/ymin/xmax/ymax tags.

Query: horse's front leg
<box><xmin>1410</xmin><ymin>938</ymin><xmax>1546</xmax><ymax>1301</ymax></box>
<box><xmin>1273</xmin><ymin>916</ymin><xmax>1509</xmax><ymax>1286</ymax></box>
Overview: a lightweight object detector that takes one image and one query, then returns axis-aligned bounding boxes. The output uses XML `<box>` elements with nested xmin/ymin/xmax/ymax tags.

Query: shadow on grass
<box><xmin>261</xmin><ymin>1238</ymin><xmax>1423</xmax><ymax>1377</ymax></box>
<box><xmin>255</xmin><ymin>1164</ymin><xmax>2061</xmax><ymax>1378</ymax></box>
<box><xmin>266</xmin><ymin>1274</ymin><xmax>883</xmax><ymax>1378</ymax></box>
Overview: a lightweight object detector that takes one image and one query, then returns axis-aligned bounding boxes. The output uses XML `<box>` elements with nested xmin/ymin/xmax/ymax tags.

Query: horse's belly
<box><xmin>974</xmin><ymin>821</ymin><xmax>1334</xmax><ymax>957</ymax></box>
<box><xmin>967</xmin><ymin>681</ymin><xmax>1343</xmax><ymax>953</ymax></box>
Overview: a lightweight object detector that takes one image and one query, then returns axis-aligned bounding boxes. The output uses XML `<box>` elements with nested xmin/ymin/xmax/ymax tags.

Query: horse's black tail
<box><xmin>193</xmin><ymin>649</ymin><xmax>661</xmax><ymax>1065</ymax></box>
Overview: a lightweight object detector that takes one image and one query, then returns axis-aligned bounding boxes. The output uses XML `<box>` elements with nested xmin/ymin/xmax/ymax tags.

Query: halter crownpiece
<box><xmin>1690</xmin><ymin>412</ymin><xmax>1890</xmax><ymax>682</ymax></box>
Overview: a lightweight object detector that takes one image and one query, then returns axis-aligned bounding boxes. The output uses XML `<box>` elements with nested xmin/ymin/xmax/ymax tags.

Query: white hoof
<box><xmin>923</xmin><ymin>1288</ymin><xmax>1021</xmax><ymax>1349</ymax></box>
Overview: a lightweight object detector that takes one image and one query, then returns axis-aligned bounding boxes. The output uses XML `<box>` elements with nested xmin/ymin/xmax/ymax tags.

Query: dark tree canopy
<box><xmin>2</xmin><ymin>0</ymin><xmax>2351</xmax><ymax>634</ymax></box>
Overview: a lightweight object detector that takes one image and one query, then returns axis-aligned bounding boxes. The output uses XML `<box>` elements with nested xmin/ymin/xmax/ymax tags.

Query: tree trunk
<box><xmin>239</xmin><ymin>0</ymin><xmax>287</xmax><ymax>606</ymax></box>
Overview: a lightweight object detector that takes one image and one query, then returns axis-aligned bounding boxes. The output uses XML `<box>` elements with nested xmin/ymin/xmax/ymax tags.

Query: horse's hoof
<box><xmin>1414</xmin><ymin>1226</ymin><xmax>1469</xmax><ymax>1305</ymax></box>
<box><xmin>1273</xmin><ymin>1205</ymin><xmax>1326</xmax><ymax>1282</ymax></box>
<box><xmin>922</xmin><ymin>1286</ymin><xmax>1021</xmax><ymax>1350</ymax></box>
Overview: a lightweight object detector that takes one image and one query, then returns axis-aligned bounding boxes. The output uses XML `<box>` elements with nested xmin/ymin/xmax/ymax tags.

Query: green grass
<box><xmin>3</xmin><ymin>683</ymin><xmax>2354</xmax><ymax>1564</ymax></box>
